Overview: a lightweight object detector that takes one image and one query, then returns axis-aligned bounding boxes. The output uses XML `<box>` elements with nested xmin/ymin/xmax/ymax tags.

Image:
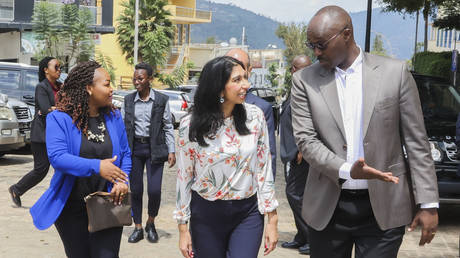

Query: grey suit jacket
<box><xmin>291</xmin><ymin>53</ymin><xmax>439</xmax><ymax>231</ymax></box>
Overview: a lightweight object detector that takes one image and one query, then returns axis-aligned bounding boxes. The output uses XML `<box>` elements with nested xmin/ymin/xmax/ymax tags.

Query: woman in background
<box><xmin>9</xmin><ymin>56</ymin><xmax>61</xmax><ymax>207</ymax></box>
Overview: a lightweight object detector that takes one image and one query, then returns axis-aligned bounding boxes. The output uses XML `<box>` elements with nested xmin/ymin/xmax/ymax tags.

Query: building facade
<box><xmin>97</xmin><ymin>0</ymin><xmax>212</xmax><ymax>89</ymax></box>
<box><xmin>428</xmin><ymin>25</ymin><xmax>459</xmax><ymax>52</ymax></box>
<box><xmin>0</xmin><ymin>0</ymin><xmax>114</xmax><ymax>64</ymax></box>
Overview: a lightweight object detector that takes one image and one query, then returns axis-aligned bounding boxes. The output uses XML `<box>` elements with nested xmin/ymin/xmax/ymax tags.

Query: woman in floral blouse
<box><xmin>174</xmin><ymin>56</ymin><xmax>279</xmax><ymax>258</ymax></box>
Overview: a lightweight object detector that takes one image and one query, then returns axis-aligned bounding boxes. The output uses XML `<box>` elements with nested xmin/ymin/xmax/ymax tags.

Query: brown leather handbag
<box><xmin>84</xmin><ymin>192</ymin><xmax>133</xmax><ymax>233</ymax></box>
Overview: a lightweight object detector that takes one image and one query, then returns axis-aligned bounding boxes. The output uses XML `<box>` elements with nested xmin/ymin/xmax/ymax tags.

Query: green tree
<box><xmin>32</xmin><ymin>1</ymin><xmax>94</xmax><ymax>69</ymax></box>
<box><xmin>267</xmin><ymin>63</ymin><xmax>280</xmax><ymax>88</ymax></box>
<box><xmin>275</xmin><ymin>23</ymin><xmax>313</xmax><ymax>95</ymax></box>
<box><xmin>116</xmin><ymin>0</ymin><xmax>174</xmax><ymax>69</ymax></box>
<box><xmin>378</xmin><ymin>0</ymin><xmax>447</xmax><ymax>52</ymax></box>
<box><xmin>433</xmin><ymin>0</ymin><xmax>460</xmax><ymax>30</ymax></box>
<box><xmin>371</xmin><ymin>34</ymin><xmax>388</xmax><ymax>56</ymax></box>
<box><xmin>275</xmin><ymin>23</ymin><xmax>314</xmax><ymax>65</ymax></box>
<box><xmin>95</xmin><ymin>52</ymin><xmax>117</xmax><ymax>88</ymax></box>
<box><xmin>158</xmin><ymin>61</ymin><xmax>194</xmax><ymax>88</ymax></box>
<box><xmin>206</xmin><ymin>36</ymin><xmax>216</xmax><ymax>44</ymax></box>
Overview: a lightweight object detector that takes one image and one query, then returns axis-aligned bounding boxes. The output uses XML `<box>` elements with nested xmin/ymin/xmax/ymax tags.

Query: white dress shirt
<box><xmin>336</xmin><ymin>48</ymin><xmax>368</xmax><ymax>190</ymax></box>
<box><xmin>336</xmin><ymin>47</ymin><xmax>438</xmax><ymax>208</ymax></box>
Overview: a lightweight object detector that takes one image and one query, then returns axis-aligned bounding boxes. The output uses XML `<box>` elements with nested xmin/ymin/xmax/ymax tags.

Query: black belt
<box><xmin>341</xmin><ymin>189</ymin><xmax>369</xmax><ymax>197</ymax></box>
<box><xmin>134</xmin><ymin>136</ymin><xmax>150</xmax><ymax>144</ymax></box>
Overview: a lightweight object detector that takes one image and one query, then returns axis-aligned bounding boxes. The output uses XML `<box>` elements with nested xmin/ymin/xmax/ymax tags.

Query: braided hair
<box><xmin>38</xmin><ymin>56</ymin><xmax>56</xmax><ymax>82</ymax></box>
<box><xmin>56</xmin><ymin>61</ymin><xmax>115</xmax><ymax>134</ymax></box>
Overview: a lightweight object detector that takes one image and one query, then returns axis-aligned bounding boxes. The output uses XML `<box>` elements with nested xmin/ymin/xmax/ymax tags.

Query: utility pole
<box><xmin>365</xmin><ymin>0</ymin><xmax>372</xmax><ymax>52</ymax></box>
<box><xmin>134</xmin><ymin>0</ymin><xmax>139</xmax><ymax>65</ymax></box>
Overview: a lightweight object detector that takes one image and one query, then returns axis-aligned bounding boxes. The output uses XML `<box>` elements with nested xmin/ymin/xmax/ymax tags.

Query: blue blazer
<box><xmin>30</xmin><ymin>110</ymin><xmax>132</xmax><ymax>230</ymax></box>
<box><xmin>245</xmin><ymin>93</ymin><xmax>277</xmax><ymax>178</ymax></box>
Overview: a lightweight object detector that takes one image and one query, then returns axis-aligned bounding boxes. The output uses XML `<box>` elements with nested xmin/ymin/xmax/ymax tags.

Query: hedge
<box><xmin>413</xmin><ymin>51</ymin><xmax>459</xmax><ymax>80</ymax></box>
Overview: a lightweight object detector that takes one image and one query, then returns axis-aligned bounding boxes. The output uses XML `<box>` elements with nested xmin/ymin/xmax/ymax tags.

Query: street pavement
<box><xmin>1</xmin><ymin>139</ymin><xmax>460</xmax><ymax>258</ymax></box>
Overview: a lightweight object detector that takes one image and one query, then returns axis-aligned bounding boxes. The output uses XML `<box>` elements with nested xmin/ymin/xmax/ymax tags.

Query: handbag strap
<box><xmin>84</xmin><ymin>191</ymin><xmax>111</xmax><ymax>202</ymax></box>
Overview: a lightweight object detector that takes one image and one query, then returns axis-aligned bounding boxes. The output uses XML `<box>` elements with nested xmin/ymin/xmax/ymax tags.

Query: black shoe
<box><xmin>8</xmin><ymin>186</ymin><xmax>21</xmax><ymax>207</ymax></box>
<box><xmin>128</xmin><ymin>228</ymin><xmax>144</xmax><ymax>243</ymax></box>
<box><xmin>299</xmin><ymin>243</ymin><xmax>311</xmax><ymax>255</ymax></box>
<box><xmin>145</xmin><ymin>223</ymin><xmax>159</xmax><ymax>243</ymax></box>
<box><xmin>281</xmin><ymin>240</ymin><xmax>304</xmax><ymax>249</ymax></box>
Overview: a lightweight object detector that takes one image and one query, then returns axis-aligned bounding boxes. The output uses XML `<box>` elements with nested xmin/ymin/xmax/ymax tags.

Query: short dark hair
<box><xmin>38</xmin><ymin>56</ymin><xmax>56</xmax><ymax>82</ymax></box>
<box><xmin>135</xmin><ymin>62</ymin><xmax>154</xmax><ymax>77</ymax></box>
<box><xmin>189</xmin><ymin>56</ymin><xmax>250</xmax><ymax>147</ymax></box>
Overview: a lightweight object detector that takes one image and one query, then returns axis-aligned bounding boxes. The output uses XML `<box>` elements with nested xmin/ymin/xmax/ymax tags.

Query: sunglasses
<box><xmin>305</xmin><ymin>26</ymin><xmax>348</xmax><ymax>50</ymax></box>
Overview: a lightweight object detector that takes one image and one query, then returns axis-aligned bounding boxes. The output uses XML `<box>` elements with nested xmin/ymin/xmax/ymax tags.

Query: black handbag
<box><xmin>84</xmin><ymin>191</ymin><xmax>132</xmax><ymax>233</ymax></box>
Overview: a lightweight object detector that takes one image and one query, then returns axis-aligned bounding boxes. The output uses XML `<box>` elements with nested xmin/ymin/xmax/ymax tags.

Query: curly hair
<box><xmin>56</xmin><ymin>60</ymin><xmax>115</xmax><ymax>134</ymax></box>
<box><xmin>38</xmin><ymin>56</ymin><xmax>56</xmax><ymax>82</ymax></box>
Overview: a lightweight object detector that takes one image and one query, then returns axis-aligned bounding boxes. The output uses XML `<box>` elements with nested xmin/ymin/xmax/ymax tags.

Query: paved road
<box><xmin>1</xmin><ymin>143</ymin><xmax>459</xmax><ymax>257</ymax></box>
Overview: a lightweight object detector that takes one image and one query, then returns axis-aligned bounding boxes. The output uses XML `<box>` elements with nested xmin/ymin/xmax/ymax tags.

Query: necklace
<box><xmin>87</xmin><ymin>118</ymin><xmax>106</xmax><ymax>143</ymax></box>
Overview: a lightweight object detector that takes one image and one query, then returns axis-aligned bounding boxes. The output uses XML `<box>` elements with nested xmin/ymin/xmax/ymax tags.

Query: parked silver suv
<box><xmin>0</xmin><ymin>93</ymin><xmax>32</xmax><ymax>157</ymax></box>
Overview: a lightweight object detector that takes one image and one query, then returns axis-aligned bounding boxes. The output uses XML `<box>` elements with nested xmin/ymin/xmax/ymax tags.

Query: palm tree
<box><xmin>116</xmin><ymin>0</ymin><xmax>174</xmax><ymax>69</ymax></box>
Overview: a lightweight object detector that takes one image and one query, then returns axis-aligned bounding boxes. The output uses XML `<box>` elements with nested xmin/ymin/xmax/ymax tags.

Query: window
<box><xmin>0</xmin><ymin>70</ymin><xmax>21</xmax><ymax>90</ymax></box>
<box><xmin>0</xmin><ymin>0</ymin><xmax>14</xmax><ymax>21</ymax></box>
<box><xmin>24</xmin><ymin>71</ymin><xmax>39</xmax><ymax>92</ymax></box>
<box><xmin>444</xmin><ymin>30</ymin><xmax>448</xmax><ymax>47</ymax></box>
<box><xmin>448</xmin><ymin>30</ymin><xmax>452</xmax><ymax>49</ymax></box>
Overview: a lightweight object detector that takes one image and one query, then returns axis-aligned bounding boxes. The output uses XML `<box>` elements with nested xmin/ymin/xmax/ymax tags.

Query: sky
<box><xmin>208</xmin><ymin>0</ymin><xmax>383</xmax><ymax>23</ymax></box>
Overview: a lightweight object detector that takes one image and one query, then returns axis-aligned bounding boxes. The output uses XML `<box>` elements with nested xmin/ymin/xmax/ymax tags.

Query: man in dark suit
<box><xmin>226</xmin><ymin>49</ymin><xmax>277</xmax><ymax>179</ymax></box>
<box><xmin>291</xmin><ymin>6</ymin><xmax>439</xmax><ymax>258</ymax></box>
<box><xmin>280</xmin><ymin>55</ymin><xmax>312</xmax><ymax>255</ymax></box>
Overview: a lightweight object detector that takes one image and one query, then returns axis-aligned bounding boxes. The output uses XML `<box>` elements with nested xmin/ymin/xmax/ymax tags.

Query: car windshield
<box><xmin>417</xmin><ymin>78</ymin><xmax>460</xmax><ymax>123</ymax></box>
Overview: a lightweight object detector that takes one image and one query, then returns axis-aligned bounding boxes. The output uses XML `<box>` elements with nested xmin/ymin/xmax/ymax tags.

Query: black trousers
<box><xmin>54</xmin><ymin>200</ymin><xmax>123</xmax><ymax>258</ymax></box>
<box><xmin>130</xmin><ymin>142</ymin><xmax>164</xmax><ymax>224</ymax></box>
<box><xmin>284</xmin><ymin>159</ymin><xmax>309</xmax><ymax>244</ymax></box>
<box><xmin>308</xmin><ymin>190</ymin><xmax>405</xmax><ymax>258</ymax></box>
<box><xmin>190</xmin><ymin>191</ymin><xmax>264</xmax><ymax>258</ymax></box>
<box><xmin>13</xmin><ymin>142</ymin><xmax>50</xmax><ymax>196</ymax></box>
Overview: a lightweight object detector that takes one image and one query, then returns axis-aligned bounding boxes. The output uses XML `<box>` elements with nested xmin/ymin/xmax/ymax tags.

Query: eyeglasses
<box><xmin>305</xmin><ymin>27</ymin><xmax>348</xmax><ymax>50</ymax></box>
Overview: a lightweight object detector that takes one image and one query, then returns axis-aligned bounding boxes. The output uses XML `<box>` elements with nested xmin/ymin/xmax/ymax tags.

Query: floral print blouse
<box><xmin>173</xmin><ymin>103</ymin><xmax>278</xmax><ymax>224</ymax></box>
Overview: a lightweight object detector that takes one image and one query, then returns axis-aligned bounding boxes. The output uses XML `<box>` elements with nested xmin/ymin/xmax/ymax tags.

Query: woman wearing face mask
<box><xmin>30</xmin><ymin>61</ymin><xmax>131</xmax><ymax>258</ymax></box>
<box><xmin>9</xmin><ymin>56</ymin><xmax>62</xmax><ymax>207</ymax></box>
<box><xmin>174</xmin><ymin>56</ymin><xmax>279</xmax><ymax>258</ymax></box>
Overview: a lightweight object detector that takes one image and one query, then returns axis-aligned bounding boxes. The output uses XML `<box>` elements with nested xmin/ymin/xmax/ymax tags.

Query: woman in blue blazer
<box><xmin>30</xmin><ymin>61</ymin><xmax>131</xmax><ymax>258</ymax></box>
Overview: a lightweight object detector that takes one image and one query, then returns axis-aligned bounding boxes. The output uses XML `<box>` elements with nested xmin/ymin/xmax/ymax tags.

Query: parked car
<box><xmin>0</xmin><ymin>93</ymin><xmax>32</xmax><ymax>157</ymax></box>
<box><xmin>0</xmin><ymin>62</ymin><xmax>67</xmax><ymax>117</ymax></box>
<box><xmin>165</xmin><ymin>85</ymin><xmax>197</xmax><ymax>106</ymax></box>
<box><xmin>157</xmin><ymin>90</ymin><xmax>191</xmax><ymax>128</ymax></box>
<box><xmin>248</xmin><ymin>87</ymin><xmax>280</xmax><ymax>131</ymax></box>
<box><xmin>112</xmin><ymin>89</ymin><xmax>191</xmax><ymax>128</ymax></box>
<box><xmin>413</xmin><ymin>73</ymin><xmax>460</xmax><ymax>203</ymax></box>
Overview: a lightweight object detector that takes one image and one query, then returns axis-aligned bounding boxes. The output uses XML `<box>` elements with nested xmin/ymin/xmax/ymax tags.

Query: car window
<box><xmin>0</xmin><ymin>69</ymin><xmax>21</xmax><ymax>90</ymax></box>
<box><xmin>417</xmin><ymin>79</ymin><xmax>460</xmax><ymax>122</ymax></box>
<box><xmin>24</xmin><ymin>71</ymin><xmax>39</xmax><ymax>92</ymax></box>
<box><xmin>161</xmin><ymin>92</ymin><xmax>181</xmax><ymax>101</ymax></box>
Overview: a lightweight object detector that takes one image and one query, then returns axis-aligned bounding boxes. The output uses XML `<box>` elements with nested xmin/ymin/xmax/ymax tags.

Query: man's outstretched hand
<box><xmin>350</xmin><ymin>158</ymin><xmax>399</xmax><ymax>184</ymax></box>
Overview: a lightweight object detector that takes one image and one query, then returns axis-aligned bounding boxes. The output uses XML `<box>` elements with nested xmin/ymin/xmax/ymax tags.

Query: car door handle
<box><xmin>23</xmin><ymin>95</ymin><xmax>34</xmax><ymax>99</ymax></box>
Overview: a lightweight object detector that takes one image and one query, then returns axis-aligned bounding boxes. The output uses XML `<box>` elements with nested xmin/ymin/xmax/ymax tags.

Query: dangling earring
<box><xmin>219</xmin><ymin>97</ymin><xmax>224</xmax><ymax>103</ymax></box>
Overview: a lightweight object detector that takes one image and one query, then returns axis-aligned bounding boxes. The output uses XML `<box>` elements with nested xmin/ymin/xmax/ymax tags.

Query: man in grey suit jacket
<box><xmin>291</xmin><ymin>6</ymin><xmax>439</xmax><ymax>258</ymax></box>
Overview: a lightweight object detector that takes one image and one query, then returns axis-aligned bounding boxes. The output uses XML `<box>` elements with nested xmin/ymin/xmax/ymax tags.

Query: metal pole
<box><xmin>413</xmin><ymin>11</ymin><xmax>419</xmax><ymax>61</ymax></box>
<box><xmin>134</xmin><ymin>0</ymin><xmax>139</xmax><ymax>65</ymax></box>
<box><xmin>364</xmin><ymin>0</ymin><xmax>372</xmax><ymax>52</ymax></box>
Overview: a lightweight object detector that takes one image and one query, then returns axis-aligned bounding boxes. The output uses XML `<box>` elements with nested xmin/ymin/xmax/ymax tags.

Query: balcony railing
<box><xmin>0</xmin><ymin>0</ymin><xmax>14</xmax><ymax>21</ymax></box>
<box><xmin>167</xmin><ymin>5</ymin><xmax>212</xmax><ymax>22</ymax></box>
